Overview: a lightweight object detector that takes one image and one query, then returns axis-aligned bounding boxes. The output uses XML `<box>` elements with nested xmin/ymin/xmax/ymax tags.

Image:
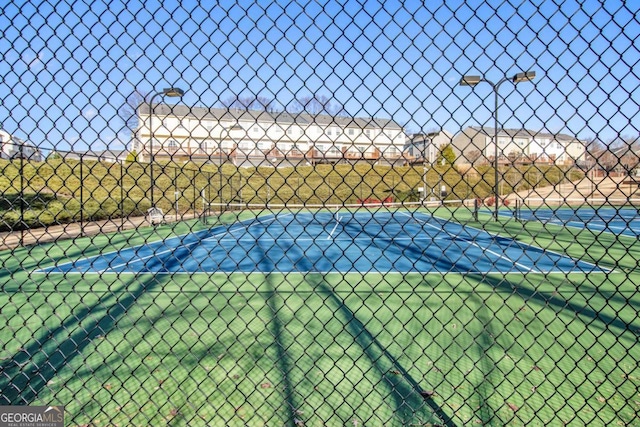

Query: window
<box><xmin>348</xmin><ymin>128</ymin><xmax>355</xmax><ymax>136</ymax></box>
<box><xmin>328</xmin><ymin>145</ymin><xmax>341</xmax><ymax>155</ymax></box>
<box><xmin>167</xmin><ymin>140</ymin><xmax>178</xmax><ymax>152</ymax></box>
<box><xmin>197</xmin><ymin>140</ymin><xmax>210</xmax><ymax>153</ymax></box>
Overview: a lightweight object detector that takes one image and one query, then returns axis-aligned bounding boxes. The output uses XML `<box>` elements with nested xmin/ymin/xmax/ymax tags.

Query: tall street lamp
<box><xmin>422</xmin><ymin>138</ymin><xmax>430</xmax><ymax>202</ymax></box>
<box><xmin>148</xmin><ymin>87</ymin><xmax>185</xmax><ymax>207</ymax></box>
<box><xmin>459</xmin><ymin>71</ymin><xmax>535</xmax><ymax>220</ymax></box>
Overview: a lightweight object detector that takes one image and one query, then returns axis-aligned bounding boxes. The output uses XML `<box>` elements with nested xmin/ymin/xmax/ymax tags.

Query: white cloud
<box><xmin>21</xmin><ymin>51</ymin><xmax>45</xmax><ymax>69</ymax></box>
<box><xmin>83</xmin><ymin>107</ymin><xmax>98</xmax><ymax>120</ymax></box>
<box><xmin>127</xmin><ymin>49</ymin><xmax>143</xmax><ymax>61</ymax></box>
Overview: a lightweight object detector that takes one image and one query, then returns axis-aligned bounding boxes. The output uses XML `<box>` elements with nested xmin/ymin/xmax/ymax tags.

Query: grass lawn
<box><xmin>1</xmin><ymin>211</ymin><xmax>639</xmax><ymax>426</ymax></box>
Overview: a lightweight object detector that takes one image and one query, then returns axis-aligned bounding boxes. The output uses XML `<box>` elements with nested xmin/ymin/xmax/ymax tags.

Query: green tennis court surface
<box><xmin>2</xmin><ymin>208</ymin><xmax>640</xmax><ymax>426</ymax></box>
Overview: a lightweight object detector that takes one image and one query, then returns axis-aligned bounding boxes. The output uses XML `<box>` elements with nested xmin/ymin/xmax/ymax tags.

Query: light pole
<box><xmin>422</xmin><ymin>140</ymin><xmax>429</xmax><ymax>202</ymax></box>
<box><xmin>420</xmin><ymin>136</ymin><xmax>438</xmax><ymax>203</ymax></box>
<box><xmin>148</xmin><ymin>87</ymin><xmax>185</xmax><ymax>207</ymax></box>
<box><xmin>438</xmin><ymin>157</ymin><xmax>446</xmax><ymax>206</ymax></box>
<box><xmin>459</xmin><ymin>71</ymin><xmax>535</xmax><ymax>220</ymax></box>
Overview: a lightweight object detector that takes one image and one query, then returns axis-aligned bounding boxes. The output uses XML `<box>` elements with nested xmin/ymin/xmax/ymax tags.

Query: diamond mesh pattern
<box><xmin>1</xmin><ymin>1</ymin><xmax>639</xmax><ymax>426</ymax></box>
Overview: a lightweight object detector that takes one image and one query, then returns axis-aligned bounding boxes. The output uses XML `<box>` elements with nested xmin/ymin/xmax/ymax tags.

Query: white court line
<box><xmin>399</xmin><ymin>211</ymin><xmax>535</xmax><ymax>272</ymax></box>
<box><xmin>103</xmin><ymin>215</ymin><xmax>284</xmax><ymax>272</ymax></box>
<box><xmin>327</xmin><ymin>217</ymin><xmax>341</xmax><ymax>239</ymax></box>
<box><xmin>37</xmin><ymin>209</ymin><xmax>606</xmax><ymax>275</ymax></box>
<box><xmin>215</xmin><ymin>235</ymin><xmax>449</xmax><ymax>243</ymax></box>
<box><xmin>573</xmin><ymin>221</ymin><xmax>633</xmax><ymax>234</ymax></box>
<box><xmin>518</xmin><ymin>209</ymin><xmax>640</xmax><ymax>237</ymax></box>
<box><xmin>39</xmin><ymin>214</ymin><xmax>282</xmax><ymax>273</ymax></box>
<box><xmin>458</xmin><ymin>218</ymin><xmax>608</xmax><ymax>272</ymax></box>
<box><xmin>34</xmin><ymin>269</ymin><xmax>594</xmax><ymax>276</ymax></box>
<box><xmin>525</xmin><ymin>215</ymin><xmax>638</xmax><ymax>239</ymax></box>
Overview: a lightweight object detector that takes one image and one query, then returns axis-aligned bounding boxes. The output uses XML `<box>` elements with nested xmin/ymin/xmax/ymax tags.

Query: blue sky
<box><xmin>0</xmin><ymin>0</ymin><xmax>638</xmax><ymax>153</ymax></box>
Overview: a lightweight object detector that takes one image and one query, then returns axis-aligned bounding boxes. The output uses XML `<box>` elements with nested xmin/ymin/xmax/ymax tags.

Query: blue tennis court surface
<box><xmin>505</xmin><ymin>206</ymin><xmax>640</xmax><ymax>238</ymax></box>
<box><xmin>40</xmin><ymin>210</ymin><xmax>603</xmax><ymax>274</ymax></box>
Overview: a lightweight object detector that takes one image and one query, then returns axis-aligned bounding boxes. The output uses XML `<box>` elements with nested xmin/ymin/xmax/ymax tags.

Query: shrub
<box><xmin>125</xmin><ymin>150</ymin><xmax>138</xmax><ymax>163</ymax></box>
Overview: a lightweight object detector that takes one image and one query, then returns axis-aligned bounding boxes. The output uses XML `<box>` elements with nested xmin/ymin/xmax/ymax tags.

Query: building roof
<box><xmin>463</xmin><ymin>126</ymin><xmax>582</xmax><ymax>143</ymax></box>
<box><xmin>408</xmin><ymin>129</ymin><xmax>454</xmax><ymax>142</ymax></box>
<box><xmin>138</xmin><ymin>103</ymin><xmax>403</xmax><ymax>130</ymax></box>
<box><xmin>611</xmin><ymin>145</ymin><xmax>640</xmax><ymax>156</ymax></box>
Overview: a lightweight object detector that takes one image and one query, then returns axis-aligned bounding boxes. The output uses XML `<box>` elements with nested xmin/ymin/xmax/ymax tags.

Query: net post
<box><xmin>473</xmin><ymin>198</ymin><xmax>479</xmax><ymax>221</ymax></box>
<box><xmin>201</xmin><ymin>187</ymin><xmax>207</xmax><ymax>224</ymax></box>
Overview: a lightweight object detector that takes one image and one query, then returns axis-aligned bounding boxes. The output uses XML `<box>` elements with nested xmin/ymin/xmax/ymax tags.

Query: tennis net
<box><xmin>201</xmin><ymin>198</ymin><xmax>481</xmax><ymax>227</ymax></box>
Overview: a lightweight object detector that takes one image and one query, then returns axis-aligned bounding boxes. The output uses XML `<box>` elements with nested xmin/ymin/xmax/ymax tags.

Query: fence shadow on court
<box><xmin>308</xmin><ymin>275</ymin><xmax>456</xmax><ymax>427</ymax></box>
<box><xmin>0</xmin><ymin>273</ymin><xmax>169</xmax><ymax>405</ymax></box>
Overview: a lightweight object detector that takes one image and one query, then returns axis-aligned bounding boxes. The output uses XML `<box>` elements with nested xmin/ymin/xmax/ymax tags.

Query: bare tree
<box><xmin>290</xmin><ymin>94</ymin><xmax>344</xmax><ymax>116</ymax></box>
<box><xmin>255</xmin><ymin>96</ymin><xmax>276</xmax><ymax>111</ymax></box>
<box><xmin>219</xmin><ymin>95</ymin><xmax>276</xmax><ymax>111</ymax></box>
<box><xmin>119</xmin><ymin>90</ymin><xmax>149</xmax><ymax>133</ymax></box>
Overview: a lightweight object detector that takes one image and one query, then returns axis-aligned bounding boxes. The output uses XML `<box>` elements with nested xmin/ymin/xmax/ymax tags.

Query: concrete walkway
<box><xmin>0</xmin><ymin>213</ymin><xmax>202</xmax><ymax>252</ymax></box>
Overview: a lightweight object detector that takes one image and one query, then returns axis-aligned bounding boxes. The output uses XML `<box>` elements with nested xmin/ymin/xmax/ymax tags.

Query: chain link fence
<box><xmin>1</xmin><ymin>1</ymin><xmax>639</xmax><ymax>425</ymax></box>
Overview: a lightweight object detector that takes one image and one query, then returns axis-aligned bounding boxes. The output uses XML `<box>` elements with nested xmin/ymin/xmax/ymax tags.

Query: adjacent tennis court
<box><xmin>513</xmin><ymin>204</ymin><xmax>640</xmax><ymax>238</ymax></box>
<box><xmin>39</xmin><ymin>205</ymin><xmax>605</xmax><ymax>275</ymax></box>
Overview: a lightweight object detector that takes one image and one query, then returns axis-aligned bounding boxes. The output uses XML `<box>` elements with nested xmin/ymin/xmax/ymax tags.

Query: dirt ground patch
<box><xmin>511</xmin><ymin>175</ymin><xmax>640</xmax><ymax>207</ymax></box>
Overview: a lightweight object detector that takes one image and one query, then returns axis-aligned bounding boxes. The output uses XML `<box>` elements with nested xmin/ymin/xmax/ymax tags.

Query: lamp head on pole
<box><xmin>162</xmin><ymin>87</ymin><xmax>185</xmax><ymax>97</ymax></box>
<box><xmin>512</xmin><ymin>71</ymin><xmax>536</xmax><ymax>83</ymax></box>
<box><xmin>459</xmin><ymin>75</ymin><xmax>481</xmax><ymax>86</ymax></box>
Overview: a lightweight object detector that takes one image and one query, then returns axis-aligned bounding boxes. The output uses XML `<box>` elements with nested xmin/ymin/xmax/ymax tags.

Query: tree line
<box><xmin>584</xmin><ymin>135</ymin><xmax>640</xmax><ymax>173</ymax></box>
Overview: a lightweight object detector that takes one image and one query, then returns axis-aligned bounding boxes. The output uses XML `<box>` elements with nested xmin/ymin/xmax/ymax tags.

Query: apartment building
<box><xmin>451</xmin><ymin>126</ymin><xmax>586</xmax><ymax>165</ymax></box>
<box><xmin>132</xmin><ymin>104</ymin><xmax>408</xmax><ymax>167</ymax></box>
<box><xmin>403</xmin><ymin>130</ymin><xmax>454</xmax><ymax>164</ymax></box>
<box><xmin>0</xmin><ymin>129</ymin><xmax>42</xmax><ymax>161</ymax></box>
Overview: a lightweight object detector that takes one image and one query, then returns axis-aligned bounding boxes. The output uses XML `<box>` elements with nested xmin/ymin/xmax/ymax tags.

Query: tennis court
<box><xmin>10</xmin><ymin>203</ymin><xmax>640</xmax><ymax>426</ymax></box>
<box><xmin>40</xmin><ymin>205</ymin><xmax>604</xmax><ymax>275</ymax></box>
